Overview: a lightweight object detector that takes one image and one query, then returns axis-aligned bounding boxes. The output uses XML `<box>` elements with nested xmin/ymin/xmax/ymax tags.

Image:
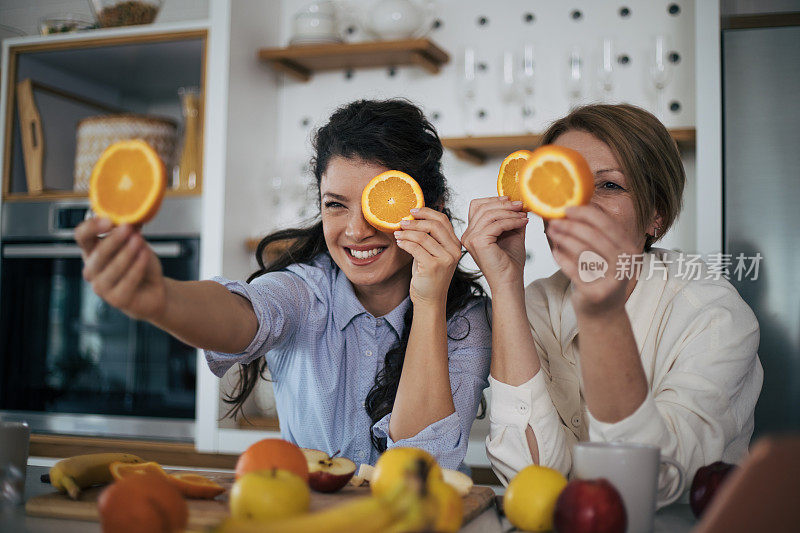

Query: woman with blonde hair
<box><xmin>461</xmin><ymin>104</ymin><xmax>762</xmax><ymax>498</ymax></box>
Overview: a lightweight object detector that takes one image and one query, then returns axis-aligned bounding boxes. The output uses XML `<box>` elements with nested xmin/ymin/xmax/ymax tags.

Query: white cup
<box><xmin>0</xmin><ymin>421</ymin><xmax>31</xmax><ymax>503</ymax></box>
<box><xmin>573</xmin><ymin>441</ymin><xmax>685</xmax><ymax>533</ymax></box>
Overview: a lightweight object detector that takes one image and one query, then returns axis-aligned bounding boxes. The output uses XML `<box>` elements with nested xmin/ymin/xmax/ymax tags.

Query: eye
<box><xmin>599</xmin><ymin>181</ymin><xmax>624</xmax><ymax>191</ymax></box>
<box><xmin>324</xmin><ymin>201</ymin><xmax>345</xmax><ymax>209</ymax></box>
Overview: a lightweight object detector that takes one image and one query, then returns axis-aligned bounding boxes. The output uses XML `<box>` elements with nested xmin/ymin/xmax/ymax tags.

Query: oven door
<box><xmin>0</xmin><ymin>238</ymin><xmax>199</xmax><ymax>440</ymax></box>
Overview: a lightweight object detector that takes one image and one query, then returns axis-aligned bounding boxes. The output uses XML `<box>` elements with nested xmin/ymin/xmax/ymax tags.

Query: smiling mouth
<box><xmin>346</xmin><ymin>247</ymin><xmax>386</xmax><ymax>259</ymax></box>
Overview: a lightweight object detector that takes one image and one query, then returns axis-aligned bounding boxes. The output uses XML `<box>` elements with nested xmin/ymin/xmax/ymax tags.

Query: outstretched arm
<box><xmin>75</xmin><ymin>217</ymin><xmax>258</xmax><ymax>353</ymax></box>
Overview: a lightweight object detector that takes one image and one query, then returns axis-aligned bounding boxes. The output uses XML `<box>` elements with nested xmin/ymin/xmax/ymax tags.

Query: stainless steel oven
<box><xmin>0</xmin><ymin>197</ymin><xmax>202</xmax><ymax>441</ymax></box>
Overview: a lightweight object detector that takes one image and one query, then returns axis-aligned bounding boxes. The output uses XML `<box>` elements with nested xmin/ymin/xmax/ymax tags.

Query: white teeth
<box><xmin>349</xmin><ymin>248</ymin><xmax>383</xmax><ymax>259</ymax></box>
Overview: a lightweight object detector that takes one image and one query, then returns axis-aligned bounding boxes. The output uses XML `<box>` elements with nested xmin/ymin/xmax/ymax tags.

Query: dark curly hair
<box><xmin>224</xmin><ymin>99</ymin><xmax>487</xmax><ymax>452</ymax></box>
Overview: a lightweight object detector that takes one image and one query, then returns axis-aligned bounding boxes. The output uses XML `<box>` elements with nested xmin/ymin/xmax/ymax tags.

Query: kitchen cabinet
<box><xmin>1</xmin><ymin>24</ymin><xmax>207</xmax><ymax>200</ymax></box>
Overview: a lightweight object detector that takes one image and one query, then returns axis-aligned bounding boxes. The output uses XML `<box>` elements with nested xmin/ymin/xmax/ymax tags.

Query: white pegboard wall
<box><xmin>264</xmin><ymin>0</ymin><xmax>697</xmax><ymax>284</ymax></box>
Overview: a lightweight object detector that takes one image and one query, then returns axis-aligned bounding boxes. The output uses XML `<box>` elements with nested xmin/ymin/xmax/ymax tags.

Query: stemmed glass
<box><xmin>519</xmin><ymin>44</ymin><xmax>536</xmax><ymax>132</ymax></box>
<box><xmin>457</xmin><ymin>47</ymin><xmax>477</xmax><ymax>135</ymax></box>
<box><xmin>566</xmin><ymin>46</ymin><xmax>584</xmax><ymax>110</ymax></box>
<box><xmin>597</xmin><ymin>38</ymin><xmax>614</xmax><ymax>102</ymax></box>
<box><xmin>500</xmin><ymin>50</ymin><xmax>521</xmax><ymax>133</ymax></box>
<box><xmin>649</xmin><ymin>35</ymin><xmax>673</xmax><ymax>121</ymax></box>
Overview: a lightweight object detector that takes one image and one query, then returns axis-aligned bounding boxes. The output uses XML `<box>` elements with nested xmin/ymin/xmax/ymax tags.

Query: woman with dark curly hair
<box><xmin>74</xmin><ymin>99</ymin><xmax>491</xmax><ymax>470</ymax></box>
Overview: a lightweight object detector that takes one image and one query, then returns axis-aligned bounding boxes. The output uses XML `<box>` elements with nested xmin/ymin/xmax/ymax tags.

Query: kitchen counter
<box><xmin>4</xmin><ymin>465</ymin><xmax>697</xmax><ymax>532</ymax></box>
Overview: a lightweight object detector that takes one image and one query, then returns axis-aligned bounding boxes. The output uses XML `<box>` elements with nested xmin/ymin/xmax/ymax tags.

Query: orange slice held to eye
<box><xmin>361</xmin><ymin>170</ymin><xmax>425</xmax><ymax>232</ymax></box>
<box><xmin>89</xmin><ymin>139</ymin><xmax>167</xmax><ymax>225</ymax></box>
<box><xmin>517</xmin><ymin>144</ymin><xmax>594</xmax><ymax>219</ymax></box>
<box><xmin>109</xmin><ymin>461</ymin><xmax>226</xmax><ymax>499</ymax></box>
<box><xmin>496</xmin><ymin>149</ymin><xmax>532</xmax><ymax>203</ymax></box>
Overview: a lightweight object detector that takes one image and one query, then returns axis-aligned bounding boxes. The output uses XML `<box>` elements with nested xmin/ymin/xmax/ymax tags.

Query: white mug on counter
<box><xmin>572</xmin><ymin>441</ymin><xmax>685</xmax><ymax>533</ymax></box>
<box><xmin>0</xmin><ymin>421</ymin><xmax>31</xmax><ymax>505</ymax></box>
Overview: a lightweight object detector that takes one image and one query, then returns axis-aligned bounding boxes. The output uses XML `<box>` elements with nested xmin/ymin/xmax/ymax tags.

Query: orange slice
<box><xmin>89</xmin><ymin>139</ymin><xmax>167</xmax><ymax>225</ymax></box>
<box><xmin>497</xmin><ymin>150</ymin><xmax>532</xmax><ymax>203</ymax></box>
<box><xmin>110</xmin><ymin>461</ymin><xmax>169</xmax><ymax>481</ymax></box>
<box><xmin>519</xmin><ymin>145</ymin><xmax>594</xmax><ymax>219</ymax></box>
<box><xmin>166</xmin><ymin>473</ymin><xmax>226</xmax><ymax>499</ymax></box>
<box><xmin>361</xmin><ymin>170</ymin><xmax>425</xmax><ymax>232</ymax></box>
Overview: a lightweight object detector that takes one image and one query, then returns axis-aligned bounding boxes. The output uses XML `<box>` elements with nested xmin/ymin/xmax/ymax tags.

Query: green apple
<box><xmin>229</xmin><ymin>469</ymin><xmax>310</xmax><ymax>521</ymax></box>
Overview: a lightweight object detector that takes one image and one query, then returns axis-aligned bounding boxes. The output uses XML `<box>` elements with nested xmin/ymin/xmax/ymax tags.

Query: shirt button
<box><xmin>518</xmin><ymin>404</ymin><xmax>528</xmax><ymax>414</ymax></box>
<box><xmin>365</xmin><ymin>350</ymin><xmax>373</xmax><ymax>357</ymax></box>
<box><xmin>571</xmin><ymin>415</ymin><xmax>581</xmax><ymax>428</ymax></box>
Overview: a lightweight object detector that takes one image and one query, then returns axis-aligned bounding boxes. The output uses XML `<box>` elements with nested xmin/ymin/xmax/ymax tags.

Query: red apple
<box><xmin>301</xmin><ymin>448</ymin><xmax>356</xmax><ymax>493</ymax></box>
<box><xmin>689</xmin><ymin>461</ymin><xmax>736</xmax><ymax>518</ymax></box>
<box><xmin>554</xmin><ymin>478</ymin><xmax>627</xmax><ymax>533</ymax></box>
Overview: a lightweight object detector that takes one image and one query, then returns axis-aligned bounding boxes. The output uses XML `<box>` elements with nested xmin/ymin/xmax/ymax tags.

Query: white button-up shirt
<box><xmin>486</xmin><ymin>248</ymin><xmax>763</xmax><ymax>503</ymax></box>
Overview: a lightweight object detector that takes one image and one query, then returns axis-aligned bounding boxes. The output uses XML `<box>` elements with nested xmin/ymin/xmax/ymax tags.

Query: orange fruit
<box><xmin>497</xmin><ymin>149</ymin><xmax>532</xmax><ymax>203</ymax></box>
<box><xmin>519</xmin><ymin>145</ymin><xmax>594</xmax><ymax>219</ymax></box>
<box><xmin>89</xmin><ymin>139</ymin><xmax>167</xmax><ymax>225</ymax></box>
<box><xmin>235</xmin><ymin>438</ymin><xmax>309</xmax><ymax>482</ymax></box>
<box><xmin>98</xmin><ymin>473</ymin><xmax>188</xmax><ymax>533</ymax></box>
<box><xmin>167</xmin><ymin>473</ymin><xmax>226</xmax><ymax>499</ymax></box>
<box><xmin>361</xmin><ymin>170</ymin><xmax>425</xmax><ymax>232</ymax></box>
<box><xmin>109</xmin><ymin>461</ymin><xmax>168</xmax><ymax>481</ymax></box>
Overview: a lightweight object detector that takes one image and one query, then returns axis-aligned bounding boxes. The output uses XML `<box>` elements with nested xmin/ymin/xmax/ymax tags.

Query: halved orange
<box><xmin>361</xmin><ymin>170</ymin><xmax>425</xmax><ymax>232</ymax></box>
<box><xmin>110</xmin><ymin>461</ymin><xmax>169</xmax><ymax>481</ymax></box>
<box><xmin>89</xmin><ymin>139</ymin><xmax>167</xmax><ymax>225</ymax></box>
<box><xmin>166</xmin><ymin>473</ymin><xmax>226</xmax><ymax>499</ymax></box>
<box><xmin>519</xmin><ymin>145</ymin><xmax>594</xmax><ymax>219</ymax></box>
<box><xmin>497</xmin><ymin>150</ymin><xmax>532</xmax><ymax>203</ymax></box>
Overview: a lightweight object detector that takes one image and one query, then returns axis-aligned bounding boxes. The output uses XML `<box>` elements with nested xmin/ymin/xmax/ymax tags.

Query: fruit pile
<box><xmin>502</xmin><ymin>460</ymin><xmax>737</xmax><ymax>533</ymax></box>
<box><xmin>219</xmin><ymin>440</ymin><xmax>470</xmax><ymax>533</ymax></box>
<box><xmin>46</xmin><ymin>452</ymin><xmax>225</xmax><ymax>533</ymax></box>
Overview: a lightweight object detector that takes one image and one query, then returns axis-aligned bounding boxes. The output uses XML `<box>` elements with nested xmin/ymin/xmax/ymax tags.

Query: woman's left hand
<box><xmin>546</xmin><ymin>205</ymin><xmax>642</xmax><ymax>316</ymax></box>
<box><xmin>395</xmin><ymin>207</ymin><xmax>462</xmax><ymax>307</ymax></box>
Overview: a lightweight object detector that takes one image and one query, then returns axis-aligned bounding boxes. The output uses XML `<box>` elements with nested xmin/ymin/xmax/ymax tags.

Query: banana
<box><xmin>215</xmin><ymin>483</ymin><xmax>430</xmax><ymax>533</ymax></box>
<box><xmin>49</xmin><ymin>453</ymin><xmax>144</xmax><ymax>499</ymax></box>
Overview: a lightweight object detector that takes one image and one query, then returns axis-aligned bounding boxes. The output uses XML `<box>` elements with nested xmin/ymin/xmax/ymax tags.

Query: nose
<box><xmin>345</xmin><ymin>210</ymin><xmax>377</xmax><ymax>242</ymax></box>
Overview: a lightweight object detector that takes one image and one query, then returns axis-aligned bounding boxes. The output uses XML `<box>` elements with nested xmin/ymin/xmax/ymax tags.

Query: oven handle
<box><xmin>2</xmin><ymin>242</ymin><xmax>184</xmax><ymax>259</ymax></box>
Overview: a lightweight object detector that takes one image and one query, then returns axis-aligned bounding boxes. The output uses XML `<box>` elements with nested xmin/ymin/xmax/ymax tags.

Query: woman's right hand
<box><xmin>75</xmin><ymin>217</ymin><xmax>167</xmax><ymax>322</ymax></box>
<box><xmin>461</xmin><ymin>197</ymin><xmax>529</xmax><ymax>289</ymax></box>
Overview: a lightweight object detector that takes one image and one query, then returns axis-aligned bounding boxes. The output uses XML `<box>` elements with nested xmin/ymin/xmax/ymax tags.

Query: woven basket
<box><xmin>74</xmin><ymin>114</ymin><xmax>177</xmax><ymax>191</ymax></box>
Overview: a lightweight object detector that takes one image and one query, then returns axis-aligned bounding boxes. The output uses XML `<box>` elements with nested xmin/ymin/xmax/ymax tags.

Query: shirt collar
<box><xmin>331</xmin><ymin>267</ymin><xmax>411</xmax><ymax>336</ymax></box>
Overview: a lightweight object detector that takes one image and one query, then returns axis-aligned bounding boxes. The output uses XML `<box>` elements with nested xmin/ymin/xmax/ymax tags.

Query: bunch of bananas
<box><xmin>216</xmin><ymin>456</ymin><xmax>455</xmax><ymax>533</ymax></box>
<box><xmin>49</xmin><ymin>453</ymin><xmax>144</xmax><ymax>499</ymax></box>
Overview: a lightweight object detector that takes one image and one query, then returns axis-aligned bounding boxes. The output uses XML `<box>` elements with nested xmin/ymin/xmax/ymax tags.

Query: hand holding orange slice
<box><xmin>361</xmin><ymin>170</ymin><xmax>425</xmax><ymax>232</ymax></box>
<box><xmin>517</xmin><ymin>145</ymin><xmax>594</xmax><ymax>219</ymax></box>
<box><xmin>89</xmin><ymin>139</ymin><xmax>167</xmax><ymax>225</ymax></box>
<box><xmin>497</xmin><ymin>150</ymin><xmax>532</xmax><ymax>203</ymax></box>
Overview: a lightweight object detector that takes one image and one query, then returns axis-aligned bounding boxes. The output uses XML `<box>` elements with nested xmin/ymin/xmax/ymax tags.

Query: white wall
<box><xmin>250</xmin><ymin>0</ymin><xmax>700</xmax><ymax>289</ymax></box>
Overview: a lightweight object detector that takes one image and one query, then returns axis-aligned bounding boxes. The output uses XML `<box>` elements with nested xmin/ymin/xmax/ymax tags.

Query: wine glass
<box><xmin>519</xmin><ymin>43</ymin><xmax>536</xmax><ymax>132</ymax></box>
<box><xmin>597</xmin><ymin>38</ymin><xmax>614</xmax><ymax>102</ymax></box>
<box><xmin>566</xmin><ymin>46</ymin><xmax>584</xmax><ymax>110</ymax></box>
<box><xmin>500</xmin><ymin>50</ymin><xmax>521</xmax><ymax>133</ymax></box>
<box><xmin>649</xmin><ymin>35</ymin><xmax>673</xmax><ymax>121</ymax></box>
<box><xmin>457</xmin><ymin>47</ymin><xmax>477</xmax><ymax>135</ymax></box>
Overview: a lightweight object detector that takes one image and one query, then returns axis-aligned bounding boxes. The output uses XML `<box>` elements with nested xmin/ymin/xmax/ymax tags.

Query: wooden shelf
<box><xmin>2</xmin><ymin>188</ymin><xmax>201</xmax><ymax>202</ymax></box>
<box><xmin>441</xmin><ymin>128</ymin><xmax>697</xmax><ymax>165</ymax></box>
<box><xmin>257</xmin><ymin>39</ymin><xmax>449</xmax><ymax>82</ymax></box>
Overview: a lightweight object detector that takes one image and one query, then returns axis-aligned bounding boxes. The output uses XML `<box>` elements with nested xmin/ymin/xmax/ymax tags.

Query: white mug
<box><xmin>0</xmin><ymin>421</ymin><xmax>31</xmax><ymax>503</ymax></box>
<box><xmin>573</xmin><ymin>442</ymin><xmax>685</xmax><ymax>533</ymax></box>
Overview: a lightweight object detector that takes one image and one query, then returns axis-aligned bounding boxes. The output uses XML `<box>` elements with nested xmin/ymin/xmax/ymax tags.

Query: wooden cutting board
<box><xmin>25</xmin><ymin>469</ymin><xmax>496</xmax><ymax>530</ymax></box>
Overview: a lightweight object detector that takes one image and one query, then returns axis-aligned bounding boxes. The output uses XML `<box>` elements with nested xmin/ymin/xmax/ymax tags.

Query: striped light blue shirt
<box><xmin>205</xmin><ymin>253</ymin><xmax>491</xmax><ymax>470</ymax></box>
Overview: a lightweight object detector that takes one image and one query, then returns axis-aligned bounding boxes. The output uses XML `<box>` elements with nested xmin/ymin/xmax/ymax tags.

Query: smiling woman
<box><xmin>74</xmin><ymin>99</ymin><xmax>492</xmax><ymax>472</ymax></box>
<box><xmin>461</xmin><ymin>104</ymin><xmax>763</xmax><ymax>504</ymax></box>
